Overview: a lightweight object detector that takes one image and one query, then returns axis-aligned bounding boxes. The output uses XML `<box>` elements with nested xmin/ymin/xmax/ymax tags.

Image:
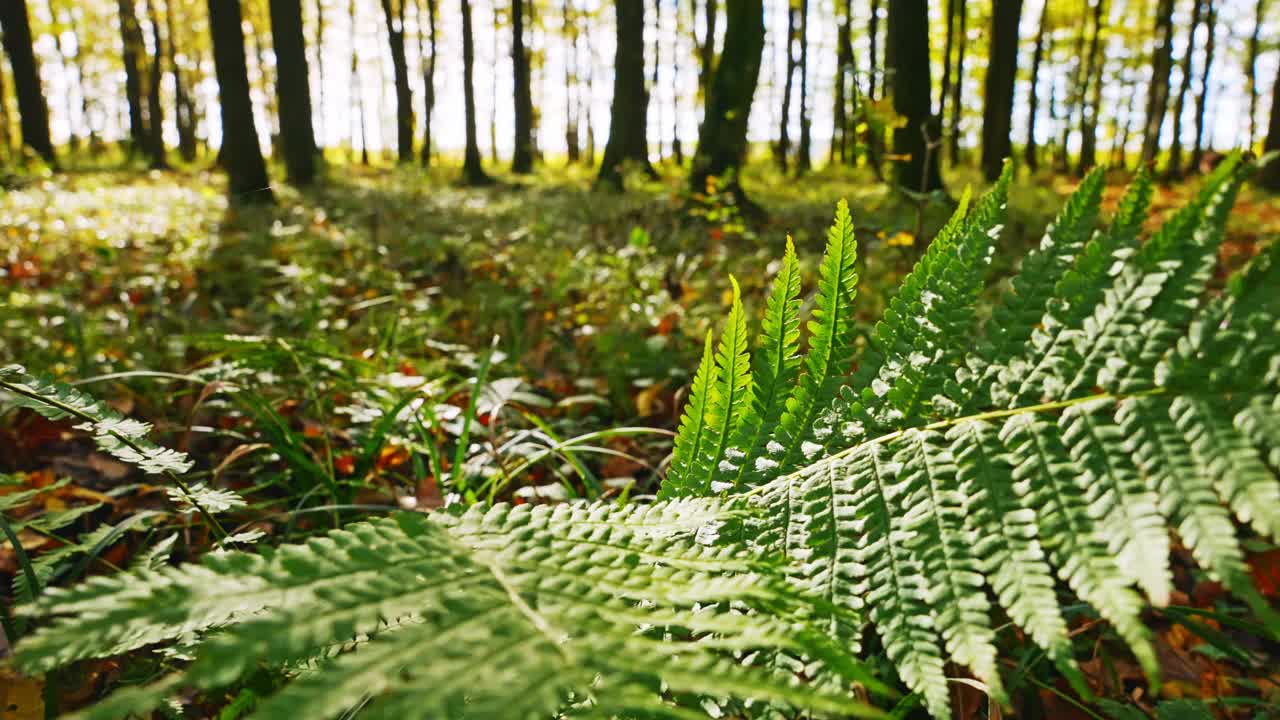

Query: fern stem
<box><xmin>0</xmin><ymin>378</ymin><xmax>228</xmax><ymax>542</ymax></box>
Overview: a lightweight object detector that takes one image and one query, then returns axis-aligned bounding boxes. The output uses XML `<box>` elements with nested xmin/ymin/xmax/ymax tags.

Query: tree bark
<box><xmin>1140</xmin><ymin>0</ymin><xmax>1176</xmax><ymax>165</ymax></box>
<box><xmin>597</xmin><ymin>0</ymin><xmax>655</xmax><ymax>189</ymax></box>
<box><xmin>831</xmin><ymin>0</ymin><xmax>851</xmax><ymax>164</ymax></box>
<box><xmin>689</xmin><ymin>0</ymin><xmax>764</xmax><ymax>204</ymax></box>
<box><xmin>378</xmin><ymin>0</ymin><xmax>415</xmax><ymax>162</ymax></box>
<box><xmin>414</xmin><ymin>0</ymin><xmax>437</xmax><ymax>166</ymax></box>
<box><xmin>1076</xmin><ymin>0</ymin><xmax>1107</xmax><ymax>174</ymax></box>
<box><xmin>164</xmin><ymin>0</ymin><xmax>198</xmax><ymax>161</ymax></box>
<box><xmin>946</xmin><ymin>0</ymin><xmax>965</xmax><ymax>165</ymax></box>
<box><xmin>511</xmin><ymin>0</ymin><xmax>535</xmax><ymax>171</ymax></box>
<box><xmin>795</xmin><ymin>0</ymin><xmax>811</xmax><ymax>174</ymax></box>
<box><xmin>0</xmin><ymin>0</ymin><xmax>54</xmax><ymax>163</ymax></box>
<box><xmin>776</xmin><ymin>1</ymin><xmax>796</xmax><ymax>172</ymax></box>
<box><xmin>1189</xmin><ymin>0</ymin><xmax>1215</xmax><ymax>170</ymax></box>
<box><xmin>868</xmin><ymin>0</ymin><xmax>879</xmax><ymax>99</ymax></box>
<box><xmin>0</xmin><ymin>53</ymin><xmax>11</xmax><ymax>159</ymax></box>
<box><xmin>1246</xmin><ymin>0</ymin><xmax>1266</xmax><ymax>148</ymax></box>
<box><xmin>314</xmin><ymin>0</ymin><xmax>326</xmax><ymax>144</ymax></box>
<box><xmin>1260</xmin><ymin>58</ymin><xmax>1280</xmax><ymax>190</ymax></box>
<box><xmin>460</xmin><ymin>0</ymin><xmax>491</xmax><ymax>183</ymax></box>
<box><xmin>1166</xmin><ymin>0</ymin><xmax>1201</xmax><ymax>180</ymax></box>
<box><xmin>1024</xmin><ymin>0</ymin><xmax>1049</xmax><ymax>170</ymax></box>
<box><xmin>207</xmin><ymin>0</ymin><xmax>273</xmax><ymax>203</ymax></box>
<box><xmin>143</xmin><ymin>0</ymin><xmax>168</xmax><ymax>167</ymax></box>
<box><xmin>1057</xmin><ymin>0</ymin><xmax>1086</xmax><ymax>173</ymax></box>
<box><xmin>981</xmin><ymin>0</ymin><xmax>1022</xmax><ymax>181</ymax></box>
<box><xmin>697</xmin><ymin>0</ymin><xmax>717</xmax><ymax>98</ymax></box>
<box><xmin>268</xmin><ymin>0</ymin><xmax>319</xmax><ymax>184</ymax></box>
<box><xmin>563</xmin><ymin>0</ymin><xmax>579</xmax><ymax>163</ymax></box>
<box><xmin>888</xmin><ymin>0</ymin><xmax>944</xmax><ymax>191</ymax></box>
<box><xmin>671</xmin><ymin>0</ymin><xmax>684</xmax><ymax>164</ymax></box>
<box><xmin>938</xmin><ymin>0</ymin><xmax>955</xmax><ymax>137</ymax></box>
<box><xmin>116</xmin><ymin>0</ymin><xmax>149</xmax><ymax>155</ymax></box>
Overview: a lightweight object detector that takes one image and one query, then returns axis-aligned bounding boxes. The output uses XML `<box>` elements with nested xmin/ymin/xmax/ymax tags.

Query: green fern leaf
<box><xmin>660</xmin><ymin>332</ymin><xmax>719</xmax><ymax>498</ymax></box>
<box><xmin>702</xmin><ymin>276</ymin><xmax>754</xmax><ymax>492</ymax></box>
<box><xmin>728</xmin><ymin>238</ymin><xmax>804</xmax><ymax>491</ymax></box>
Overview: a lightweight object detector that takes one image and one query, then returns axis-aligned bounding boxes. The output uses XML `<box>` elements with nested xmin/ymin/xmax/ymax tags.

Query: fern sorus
<box><xmin>662</xmin><ymin>154</ymin><xmax>1278</xmax><ymax>718</ymax></box>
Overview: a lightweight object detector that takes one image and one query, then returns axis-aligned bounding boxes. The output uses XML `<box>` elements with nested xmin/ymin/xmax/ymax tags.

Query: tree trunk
<box><xmin>868</xmin><ymin>0</ymin><xmax>879</xmax><ymax>99</ymax></box>
<box><xmin>489</xmin><ymin>8</ymin><xmax>498</xmax><ymax>165</ymax></box>
<box><xmin>980</xmin><ymin>0</ymin><xmax>1022</xmax><ymax>181</ymax></box>
<box><xmin>776</xmin><ymin>1</ymin><xmax>796</xmax><ymax>172</ymax></box>
<box><xmin>117</xmin><ymin>0</ymin><xmax>149</xmax><ymax>155</ymax></box>
<box><xmin>938</xmin><ymin>0</ymin><xmax>955</xmax><ymax>137</ymax></box>
<box><xmin>377</xmin><ymin>0</ymin><xmax>414</xmax><ymax>162</ymax></box>
<box><xmin>1057</xmin><ymin>0</ymin><xmax>1086</xmax><ymax>173</ymax></box>
<box><xmin>47</xmin><ymin>0</ymin><xmax>81</xmax><ymax>152</ymax></box>
<box><xmin>460</xmin><ymin>0</ymin><xmax>491</xmax><ymax>183</ymax></box>
<box><xmin>795</xmin><ymin>0</ymin><xmax>810</xmax><ymax>174</ymax></box>
<box><xmin>1166</xmin><ymin>0</ymin><xmax>1201</xmax><ymax>180</ymax></box>
<box><xmin>689</xmin><ymin>0</ymin><xmax>764</xmax><ymax>204</ymax></box>
<box><xmin>1189</xmin><ymin>0</ymin><xmax>1215</xmax><ymax>170</ymax></box>
<box><xmin>511</xmin><ymin>0</ymin><xmax>535</xmax><ymax>171</ymax></box>
<box><xmin>1246</xmin><ymin>0</ymin><xmax>1266</xmax><ymax>148</ymax></box>
<box><xmin>314</xmin><ymin>0</ymin><xmax>326</xmax><ymax>144</ymax></box>
<box><xmin>1110</xmin><ymin>74</ymin><xmax>1136</xmax><ymax>167</ymax></box>
<box><xmin>349</xmin><ymin>0</ymin><xmax>368</xmax><ymax>164</ymax></box>
<box><xmin>1076</xmin><ymin>0</ymin><xmax>1106</xmax><ymax>174</ymax></box>
<box><xmin>207</xmin><ymin>0</ymin><xmax>273</xmax><ymax>203</ymax></box>
<box><xmin>268</xmin><ymin>0</ymin><xmax>319</xmax><ymax>184</ymax></box>
<box><xmin>597</xmin><ymin>0</ymin><xmax>655</xmax><ymax>189</ymax></box>
<box><xmin>414</xmin><ymin>0</ymin><xmax>437</xmax><ymax>166</ymax></box>
<box><xmin>0</xmin><ymin>54</ymin><xmax>11</xmax><ymax>159</ymax></box>
<box><xmin>831</xmin><ymin>0</ymin><xmax>851</xmax><ymax>164</ymax></box>
<box><xmin>671</xmin><ymin>0</ymin><xmax>683</xmax><ymax>164</ymax></box>
<box><xmin>946</xmin><ymin>0</ymin><xmax>965</xmax><ymax>165</ymax></box>
<box><xmin>888</xmin><ymin>0</ymin><xmax>944</xmax><ymax>191</ymax></box>
<box><xmin>697</xmin><ymin>0</ymin><xmax>717</xmax><ymax>98</ymax></box>
<box><xmin>0</xmin><ymin>0</ymin><xmax>54</xmax><ymax>163</ymax></box>
<box><xmin>563</xmin><ymin>0</ymin><xmax>579</xmax><ymax>163</ymax></box>
<box><xmin>143</xmin><ymin>0</ymin><xmax>168</xmax><ymax>167</ymax></box>
<box><xmin>1260</xmin><ymin>59</ymin><xmax>1280</xmax><ymax>190</ymax></box>
<box><xmin>1140</xmin><ymin>0</ymin><xmax>1176</xmax><ymax>165</ymax></box>
<box><xmin>164</xmin><ymin>0</ymin><xmax>198</xmax><ymax>161</ymax></box>
<box><xmin>1024</xmin><ymin>0</ymin><xmax>1049</xmax><ymax>170</ymax></box>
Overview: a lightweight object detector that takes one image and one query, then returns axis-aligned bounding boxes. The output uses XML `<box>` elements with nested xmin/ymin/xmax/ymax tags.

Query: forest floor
<box><xmin>1</xmin><ymin>162</ymin><xmax>1278</xmax><ymax>717</ymax></box>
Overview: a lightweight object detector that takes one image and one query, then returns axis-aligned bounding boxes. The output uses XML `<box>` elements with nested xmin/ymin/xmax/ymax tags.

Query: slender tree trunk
<box><xmin>563</xmin><ymin>0</ymin><xmax>579</xmax><ymax>163</ymax></box>
<box><xmin>207</xmin><ymin>0</ymin><xmax>273</xmax><ymax>203</ymax></box>
<box><xmin>671</xmin><ymin>0</ymin><xmax>683</xmax><ymax>164</ymax></box>
<box><xmin>651</xmin><ymin>0</ymin><xmax>662</xmax><ymax>159</ymax></box>
<box><xmin>868</xmin><ymin>0</ymin><xmax>879</xmax><ymax>99</ymax></box>
<box><xmin>460</xmin><ymin>0</ymin><xmax>491</xmax><ymax>183</ymax></box>
<box><xmin>268</xmin><ymin>0</ymin><xmax>319</xmax><ymax>184</ymax></box>
<box><xmin>888</xmin><ymin>0</ymin><xmax>944</xmax><ymax>191</ymax></box>
<box><xmin>379</xmin><ymin>0</ymin><xmax>415</xmax><ymax>162</ymax></box>
<box><xmin>981</xmin><ymin>0</ymin><xmax>1022</xmax><ymax>180</ymax></box>
<box><xmin>584</xmin><ymin>14</ymin><xmax>595</xmax><ymax>165</ymax></box>
<box><xmin>946</xmin><ymin>0</ymin><xmax>965</xmax><ymax>165</ymax></box>
<box><xmin>1057</xmin><ymin>0</ymin><xmax>1086</xmax><ymax>173</ymax></box>
<box><xmin>117</xmin><ymin>0</ymin><xmax>149</xmax><ymax>155</ymax></box>
<box><xmin>1260</xmin><ymin>59</ymin><xmax>1280</xmax><ymax>190</ymax></box>
<box><xmin>1246</xmin><ymin>0</ymin><xmax>1266</xmax><ymax>148</ymax></box>
<box><xmin>795</xmin><ymin>0</ymin><xmax>810</xmax><ymax>174</ymax></box>
<box><xmin>314</xmin><ymin>0</ymin><xmax>326</xmax><ymax>144</ymax></box>
<box><xmin>414</xmin><ymin>0</ymin><xmax>437</xmax><ymax>166</ymax></box>
<box><xmin>0</xmin><ymin>55</ymin><xmax>11</xmax><ymax>158</ymax></box>
<box><xmin>489</xmin><ymin>7</ymin><xmax>498</xmax><ymax>165</ymax></box>
<box><xmin>1024</xmin><ymin>0</ymin><xmax>1049</xmax><ymax>170</ymax></box>
<box><xmin>164</xmin><ymin>0</ymin><xmax>198</xmax><ymax>161</ymax></box>
<box><xmin>776</xmin><ymin>1</ymin><xmax>796</xmax><ymax>172</ymax></box>
<box><xmin>348</xmin><ymin>0</ymin><xmax>368</xmax><ymax>164</ymax></box>
<box><xmin>1189</xmin><ymin>0</ymin><xmax>1215</xmax><ymax>170</ymax></box>
<box><xmin>597</xmin><ymin>0</ymin><xmax>655</xmax><ymax>188</ymax></box>
<box><xmin>1167</xmin><ymin>0</ymin><xmax>1202</xmax><ymax>180</ymax></box>
<box><xmin>689</xmin><ymin>0</ymin><xmax>765</xmax><ymax>204</ymax></box>
<box><xmin>1076</xmin><ymin>0</ymin><xmax>1106</xmax><ymax>174</ymax></box>
<box><xmin>1141</xmin><ymin>0</ymin><xmax>1176</xmax><ymax>165</ymax></box>
<box><xmin>938</xmin><ymin>0</ymin><xmax>955</xmax><ymax>136</ymax></box>
<box><xmin>512</xmin><ymin>0</ymin><xmax>535</xmax><ymax>171</ymax></box>
<box><xmin>0</xmin><ymin>0</ymin><xmax>54</xmax><ymax>163</ymax></box>
<box><xmin>831</xmin><ymin>0</ymin><xmax>850</xmax><ymax>165</ymax></box>
<box><xmin>47</xmin><ymin>0</ymin><xmax>80</xmax><ymax>152</ymax></box>
<box><xmin>143</xmin><ymin>0</ymin><xmax>168</xmax><ymax>168</ymax></box>
<box><xmin>1111</xmin><ymin>75</ymin><xmax>1136</xmax><ymax>167</ymax></box>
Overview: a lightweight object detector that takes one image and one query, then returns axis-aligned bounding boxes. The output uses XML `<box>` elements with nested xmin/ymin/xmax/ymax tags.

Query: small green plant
<box><xmin>6</xmin><ymin>155</ymin><xmax>1278</xmax><ymax>719</ymax></box>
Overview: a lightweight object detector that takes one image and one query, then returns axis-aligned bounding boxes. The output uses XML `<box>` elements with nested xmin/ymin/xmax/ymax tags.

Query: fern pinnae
<box><xmin>660</xmin><ymin>331</ymin><xmax>719</xmax><ymax>499</ymax></box>
<box><xmin>730</xmin><ymin>237</ymin><xmax>803</xmax><ymax>490</ymax></box>
<box><xmin>1060</xmin><ymin>399</ymin><xmax>1171</xmax><ymax>605</ymax></box>
<box><xmin>770</xmin><ymin>199</ymin><xmax>860</xmax><ymax>475</ymax></box>
<box><xmin>703</xmin><ymin>276</ymin><xmax>754</xmax><ymax>492</ymax></box>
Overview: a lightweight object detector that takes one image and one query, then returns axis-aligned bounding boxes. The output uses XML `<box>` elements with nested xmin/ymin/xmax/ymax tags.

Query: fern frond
<box><xmin>660</xmin><ymin>332</ymin><xmax>719</xmax><ymax>498</ymax></box>
<box><xmin>728</xmin><ymin>238</ymin><xmax>804</xmax><ymax>491</ymax></box>
<box><xmin>0</xmin><ymin>365</ymin><xmax>194</xmax><ymax>475</ymax></box>
<box><xmin>21</xmin><ymin>501</ymin><xmax>880</xmax><ymax>720</ymax></box>
<box><xmin>702</xmin><ymin>276</ymin><xmax>754</xmax><ymax>492</ymax></box>
<box><xmin>769</xmin><ymin>199</ymin><xmax>860</xmax><ymax>474</ymax></box>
